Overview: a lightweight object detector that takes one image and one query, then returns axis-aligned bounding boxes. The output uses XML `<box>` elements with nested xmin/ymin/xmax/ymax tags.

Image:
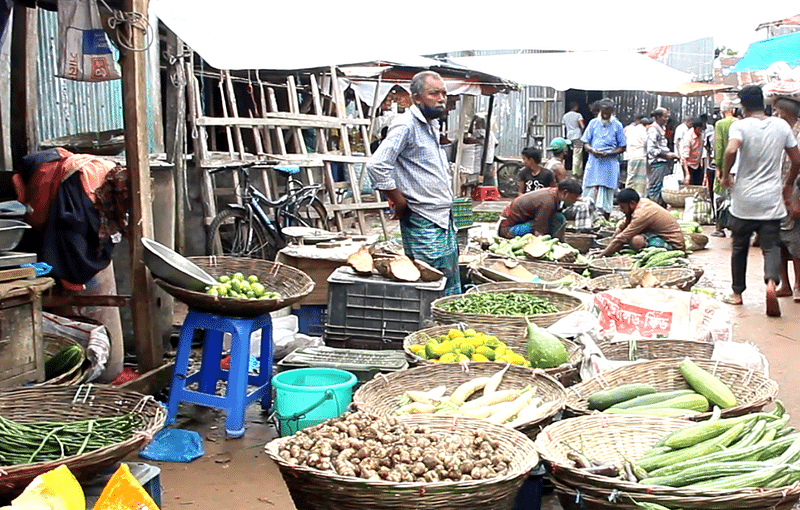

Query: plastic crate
<box><xmin>324</xmin><ymin>267</ymin><xmax>446</xmax><ymax>350</ymax></box>
<box><xmin>293</xmin><ymin>304</ymin><xmax>326</xmax><ymax>336</ymax></box>
<box><xmin>472</xmin><ymin>186</ymin><xmax>500</xmax><ymax>201</ymax></box>
<box><xmin>277</xmin><ymin>346</ymin><xmax>408</xmax><ymax>387</ymax></box>
<box><xmin>452</xmin><ymin>198</ymin><xmax>474</xmax><ymax>228</ymax></box>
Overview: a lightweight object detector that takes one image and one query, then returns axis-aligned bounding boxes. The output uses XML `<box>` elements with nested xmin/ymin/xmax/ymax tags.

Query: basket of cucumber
<box><xmin>154</xmin><ymin>256</ymin><xmax>314</xmax><ymax>316</ymax></box>
<box><xmin>37</xmin><ymin>334</ymin><xmax>85</xmax><ymax>386</ymax></box>
<box><xmin>564</xmin><ymin>358</ymin><xmax>778</xmax><ymax>420</ymax></box>
<box><xmin>536</xmin><ymin>410</ymin><xmax>800</xmax><ymax>510</ymax></box>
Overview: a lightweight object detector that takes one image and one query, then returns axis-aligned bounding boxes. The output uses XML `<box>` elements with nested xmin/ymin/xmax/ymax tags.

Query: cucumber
<box><xmin>637</xmin><ymin>421</ymin><xmax>749</xmax><ymax>472</ymax></box>
<box><xmin>640</xmin><ymin>461</ymin><xmax>770</xmax><ymax>487</ymax></box>
<box><xmin>665</xmin><ymin>415</ymin><xmax>757</xmax><ymax>449</ymax></box>
<box><xmin>44</xmin><ymin>345</ymin><xmax>83</xmax><ymax>380</ymax></box>
<box><xmin>609</xmin><ymin>390</ymin><xmax>698</xmax><ymax>410</ymax></box>
<box><xmin>624</xmin><ymin>394</ymin><xmax>709</xmax><ymax>413</ymax></box>
<box><xmin>605</xmin><ymin>407</ymin><xmax>701</xmax><ymax>418</ymax></box>
<box><xmin>679</xmin><ymin>357</ymin><xmax>737</xmax><ymax>409</ymax></box>
<box><xmin>587</xmin><ymin>383</ymin><xmax>656</xmax><ymax>411</ymax></box>
<box><xmin>686</xmin><ymin>464</ymin><xmax>787</xmax><ymax>490</ymax></box>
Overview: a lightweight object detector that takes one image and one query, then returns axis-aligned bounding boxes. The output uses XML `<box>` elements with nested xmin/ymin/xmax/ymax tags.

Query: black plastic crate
<box><xmin>324</xmin><ymin>267</ymin><xmax>445</xmax><ymax>350</ymax></box>
<box><xmin>277</xmin><ymin>346</ymin><xmax>408</xmax><ymax>387</ymax></box>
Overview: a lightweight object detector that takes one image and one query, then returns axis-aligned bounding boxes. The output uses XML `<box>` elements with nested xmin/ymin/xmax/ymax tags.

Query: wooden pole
<box><xmin>120</xmin><ymin>0</ymin><xmax>161</xmax><ymax>373</ymax></box>
<box><xmin>452</xmin><ymin>97</ymin><xmax>469</xmax><ymax>196</ymax></box>
<box><xmin>480</xmin><ymin>94</ymin><xmax>495</xmax><ymax>186</ymax></box>
<box><xmin>9</xmin><ymin>1</ymin><xmax>38</xmax><ymax>173</ymax></box>
<box><xmin>164</xmin><ymin>32</ymin><xmax>187</xmax><ymax>253</ymax></box>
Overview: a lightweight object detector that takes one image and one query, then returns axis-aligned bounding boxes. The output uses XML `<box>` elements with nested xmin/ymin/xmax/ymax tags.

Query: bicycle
<box><xmin>205</xmin><ymin>161</ymin><xmax>330</xmax><ymax>261</ymax></box>
<box><xmin>495</xmin><ymin>155</ymin><xmax>523</xmax><ymax>198</ymax></box>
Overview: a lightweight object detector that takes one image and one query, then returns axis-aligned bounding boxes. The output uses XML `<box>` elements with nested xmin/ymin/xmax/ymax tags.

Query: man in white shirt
<box><xmin>720</xmin><ymin>85</ymin><xmax>800</xmax><ymax>317</ymax></box>
<box><xmin>562</xmin><ymin>102</ymin><xmax>585</xmax><ymax>178</ymax></box>
<box><xmin>624</xmin><ymin>115</ymin><xmax>651</xmax><ymax>196</ymax></box>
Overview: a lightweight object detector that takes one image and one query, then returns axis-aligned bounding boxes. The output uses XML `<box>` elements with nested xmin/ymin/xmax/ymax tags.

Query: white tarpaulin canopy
<box><xmin>149</xmin><ymin>0</ymin><xmax>796</xmax><ymax>71</ymax></box>
<box><xmin>450</xmin><ymin>51</ymin><xmax>695</xmax><ymax>91</ymax></box>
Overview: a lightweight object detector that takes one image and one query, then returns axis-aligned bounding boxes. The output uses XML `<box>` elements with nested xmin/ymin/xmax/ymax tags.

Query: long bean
<box><xmin>441</xmin><ymin>292</ymin><xmax>560</xmax><ymax>316</ymax></box>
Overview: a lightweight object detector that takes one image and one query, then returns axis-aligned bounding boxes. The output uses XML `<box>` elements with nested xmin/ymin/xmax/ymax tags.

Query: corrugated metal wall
<box><xmin>662</xmin><ymin>37</ymin><xmax>715</xmax><ymax>82</ymax></box>
<box><xmin>35</xmin><ymin>9</ymin><xmax>124</xmax><ymax>145</ymax></box>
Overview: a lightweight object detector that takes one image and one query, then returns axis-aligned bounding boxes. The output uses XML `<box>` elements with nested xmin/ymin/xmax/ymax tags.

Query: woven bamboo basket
<box><xmin>264</xmin><ymin>415</ymin><xmax>539</xmax><ymax>510</ymax></box>
<box><xmin>662</xmin><ymin>185</ymin><xmax>708</xmax><ymax>208</ymax></box>
<box><xmin>36</xmin><ymin>334</ymin><xmax>85</xmax><ymax>386</ymax></box>
<box><xmin>564</xmin><ymin>358</ymin><xmax>778</xmax><ymax>420</ymax></box>
<box><xmin>403</xmin><ymin>323</ymin><xmax>583</xmax><ymax>385</ymax></box>
<box><xmin>155</xmin><ymin>256</ymin><xmax>314</xmax><ymax>316</ymax></box>
<box><xmin>0</xmin><ymin>386</ymin><xmax>165</xmax><ymax>497</ymax></box>
<box><xmin>353</xmin><ymin>363</ymin><xmax>567</xmax><ymax>438</ymax></box>
<box><xmin>595</xmin><ymin>337</ymin><xmax>715</xmax><ymax>361</ymax></box>
<box><xmin>473</xmin><ymin>260</ymin><xmax>587</xmax><ymax>288</ymax></box>
<box><xmin>586</xmin><ymin>273</ymin><xmax>631</xmax><ymax>293</ymax></box>
<box><xmin>431</xmin><ymin>289</ymin><xmax>583</xmax><ymax>329</ymax></box>
<box><xmin>563</xmin><ymin>233</ymin><xmax>594</xmax><ymax>253</ymax></box>
<box><xmin>536</xmin><ymin>414</ymin><xmax>800</xmax><ymax>510</ymax></box>
<box><xmin>588</xmin><ymin>256</ymin><xmax>635</xmax><ymax>278</ymax></box>
<box><xmin>587</xmin><ymin>267</ymin><xmax>697</xmax><ymax>293</ymax></box>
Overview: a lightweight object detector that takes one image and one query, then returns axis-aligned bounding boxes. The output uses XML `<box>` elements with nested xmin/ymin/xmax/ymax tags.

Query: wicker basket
<box><xmin>563</xmin><ymin>233</ymin><xmax>594</xmax><ymax>253</ymax></box>
<box><xmin>595</xmin><ymin>337</ymin><xmax>715</xmax><ymax>361</ymax></box>
<box><xmin>474</xmin><ymin>260</ymin><xmax>587</xmax><ymax>288</ymax></box>
<box><xmin>587</xmin><ymin>256</ymin><xmax>635</xmax><ymax>278</ymax></box>
<box><xmin>564</xmin><ymin>358</ymin><xmax>779</xmax><ymax>420</ymax></box>
<box><xmin>0</xmin><ymin>386</ymin><xmax>165</xmax><ymax>497</ymax></box>
<box><xmin>264</xmin><ymin>415</ymin><xmax>539</xmax><ymax>510</ymax></box>
<box><xmin>36</xmin><ymin>334</ymin><xmax>85</xmax><ymax>386</ymax></box>
<box><xmin>536</xmin><ymin>414</ymin><xmax>800</xmax><ymax>510</ymax></box>
<box><xmin>431</xmin><ymin>289</ymin><xmax>583</xmax><ymax>329</ymax></box>
<box><xmin>403</xmin><ymin>323</ymin><xmax>583</xmax><ymax>385</ymax></box>
<box><xmin>353</xmin><ymin>363</ymin><xmax>567</xmax><ymax>438</ymax></box>
<box><xmin>155</xmin><ymin>256</ymin><xmax>314</xmax><ymax>316</ymax></box>
<box><xmin>661</xmin><ymin>185</ymin><xmax>708</xmax><ymax>208</ymax></box>
<box><xmin>586</xmin><ymin>273</ymin><xmax>631</xmax><ymax>293</ymax></box>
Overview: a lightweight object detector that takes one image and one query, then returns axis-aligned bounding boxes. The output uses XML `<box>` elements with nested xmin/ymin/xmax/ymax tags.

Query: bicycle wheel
<box><xmin>497</xmin><ymin>162</ymin><xmax>522</xmax><ymax>198</ymax></box>
<box><xmin>284</xmin><ymin>197</ymin><xmax>330</xmax><ymax>230</ymax></box>
<box><xmin>206</xmin><ymin>207</ymin><xmax>281</xmax><ymax>260</ymax></box>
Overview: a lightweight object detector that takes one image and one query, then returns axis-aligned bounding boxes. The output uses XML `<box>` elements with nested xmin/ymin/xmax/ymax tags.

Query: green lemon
<box><xmin>230</xmin><ymin>279</ymin><xmax>242</xmax><ymax>292</ymax></box>
<box><xmin>247</xmin><ymin>275</ymin><xmax>259</xmax><ymax>284</ymax></box>
<box><xmin>246</xmin><ymin>291</ymin><xmax>256</xmax><ymax>299</ymax></box>
<box><xmin>206</xmin><ymin>288</ymin><xmax>219</xmax><ymax>296</ymax></box>
<box><xmin>218</xmin><ymin>275</ymin><xmax>231</xmax><ymax>284</ymax></box>
<box><xmin>233</xmin><ymin>272</ymin><xmax>245</xmax><ymax>281</ymax></box>
<box><xmin>251</xmin><ymin>282</ymin><xmax>265</xmax><ymax>297</ymax></box>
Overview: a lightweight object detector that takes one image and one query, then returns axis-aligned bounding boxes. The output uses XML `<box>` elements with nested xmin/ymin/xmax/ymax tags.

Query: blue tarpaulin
<box><xmin>731</xmin><ymin>32</ymin><xmax>800</xmax><ymax>73</ymax></box>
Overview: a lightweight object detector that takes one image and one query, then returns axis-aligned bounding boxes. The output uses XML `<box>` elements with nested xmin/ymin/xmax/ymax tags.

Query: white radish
<box><xmin>449</xmin><ymin>377</ymin><xmax>491</xmax><ymax>406</ymax></box>
<box><xmin>395</xmin><ymin>402</ymin><xmax>436</xmax><ymax>415</ymax></box>
<box><xmin>459</xmin><ymin>389</ymin><xmax>519</xmax><ymax>412</ymax></box>
<box><xmin>505</xmin><ymin>398</ymin><xmax>550</xmax><ymax>428</ymax></box>
<box><xmin>461</xmin><ymin>402</ymin><xmax>509</xmax><ymax>419</ymax></box>
<box><xmin>401</xmin><ymin>386</ymin><xmax>447</xmax><ymax>406</ymax></box>
<box><xmin>487</xmin><ymin>389</ymin><xmax>536</xmax><ymax>424</ymax></box>
<box><xmin>483</xmin><ymin>364</ymin><xmax>511</xmax><ymax>397</ymax></box>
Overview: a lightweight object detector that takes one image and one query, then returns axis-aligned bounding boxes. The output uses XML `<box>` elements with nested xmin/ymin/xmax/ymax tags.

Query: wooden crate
<box><xmin>276</xmin><ymin>252</ymin><xmax>347</xmax><ymax>306</ymax></box>
<box><xmin>0</xmin><ymin>279</ymin><xmax>53</xmax><ymax>387</ymax></box>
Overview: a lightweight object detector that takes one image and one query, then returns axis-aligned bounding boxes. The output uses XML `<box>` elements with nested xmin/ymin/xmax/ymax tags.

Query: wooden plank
<box><xmin>309</xmin><ymin>74</ymin><xmax>345</xmax><ymax>232</ymax></box>
<box><xmin>353</xmin><ymin>95</ymin><xmax>389</xmax><ymax>239</ymax></box>
<box><xmin>266</xmin><ymin>88</ymin><xmax>289</xmax><ymax>156</ymax></box>
<box><xmin>195</xmin><ymin>115</ymin><xmax>370</xmax><ymax>129</ymax></box>
<box><xmin>286</xmin><ymin>75</ymin><xmax>313</xmax><ymax>184</ymax></box>
<box><xmin>164</xmin><ymin>32</ymin><xmax>187</xmax><ymax>253</ymax></box>
<box><xmin>9</xmin><ymin>4</ymin><xmax>38</xmax><ymax>172</ymax></box>
<box><xmin>121</xmin><ymin>0</ymin><xmax>162</xmax><ymax>374</ymax></box>
<box><xmin>327</xmin><ymin>202</ymin><xmax>389</xmax><ymax>212</ymax></box>
<box><xmin>453</xmin><ymin>99</ymin><xmax>470</xmax><ymax>196</ymax></box>
<box><xmin>223</xmin><ymin>70</ymin><xmax>247</xmax><ymax>159</ymax></box>
<box><xmin>217</xmin><ymin>74</ymin><xmax>235</xmax><ymax>158</ymax></box>
<box><xmin>42</xmin><ymin>294</ymin><xmax>131</xmax><ymax>308</ymax></box>
<box><xmin>118</xmin><ymin>361</ymin><xmax>175</xmax><ymax>395</ymax></box>
<box><xmin>256</xmin><ymin>76</ymin><xmax>275</xmax><ymax>199</ymax></box>
<box><xmin>185</xmin><ymin>57</ymin><xmax>208</xmax><ymax>166</ymax></box>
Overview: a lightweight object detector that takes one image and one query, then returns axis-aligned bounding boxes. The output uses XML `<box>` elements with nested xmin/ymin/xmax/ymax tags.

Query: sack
<box><xmin>57</xmin><ymin>0</ymin><xmax>121</xmax><ymax>81</ymax></box>
<box><xmin>692</xmin><ymin>194</ymin><xmax>714</xmax><ymax>225</ymax></box>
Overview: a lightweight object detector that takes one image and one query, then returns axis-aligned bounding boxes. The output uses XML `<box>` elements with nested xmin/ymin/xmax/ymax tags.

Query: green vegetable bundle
<box><xmin>439</xmin><ymin>292</ymin><xmax>560</xmax><ymax>316</ymax></box>
<box><xmin>0</xmin><ymin>412</ymin><xmax>142</xmax><ymax>466</ymax></box>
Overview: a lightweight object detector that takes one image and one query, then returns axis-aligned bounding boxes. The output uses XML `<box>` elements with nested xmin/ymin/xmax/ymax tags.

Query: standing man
<box><xmin>367</xmin><ymin>71</ymin><xmax>461</xmax><ymax>295</ymax></box>
<box><xmin>624</xmin><ymin>116</ymin><xmax>651</xmax><ymax>196</ymax></box>
<box><xmin>711</xmin><ymin>99</ymin><xmax>739</xmax><ymax>237</ymax></box>
<box><xmin>645</xmin><ymin>107</ymin><xmax>680</xmax><ymax>206</ymax></box>
<box><xmin>720</xmin><ymin>85</ymin><xmax>800</xmax><ymax>317</ymax></box>
<box><xmin>544</xmin><ymin>137</ymin><xmax>571</xmax><ymax>183</ymax></box>
<box><xmin>681</xmin><ymin>118</ymin><xmax>706</xmax><ymax>185</ymax></box>
<box><xmin>673</xmin><ymin>117</ymin><xmax>693</xmax><ymax>164</ymax></box>
<box><xmin>581</xmin><ymin>98</ymin><xmax>626</xmax><ymax>217</ymax></box>
<box><xmin>563</xmin><ymin>102</ymin><xmax>585</xmax><ymax>178</ymax></box>
<box><xmin>773</xmin><ymin>97</ymin><xmax>800</xmax><ymax>301</ymax></box>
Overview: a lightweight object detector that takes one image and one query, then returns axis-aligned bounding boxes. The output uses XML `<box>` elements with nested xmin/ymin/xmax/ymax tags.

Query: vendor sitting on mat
<box><xmin>599</xmin><ymin>188</ymin><xmax>686</xmax><ymax>257</ymax></box>
<box><xmin>498</xmin><ymin>179</ymin><xmax>582</xmax><ymax>240</ymax></box>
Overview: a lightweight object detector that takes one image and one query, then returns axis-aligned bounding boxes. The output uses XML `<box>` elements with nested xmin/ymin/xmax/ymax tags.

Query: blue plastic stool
<box><xmin>166</xmin><ymin>309</ymin><xmax>273</xmax><ymax>437</ymax></box>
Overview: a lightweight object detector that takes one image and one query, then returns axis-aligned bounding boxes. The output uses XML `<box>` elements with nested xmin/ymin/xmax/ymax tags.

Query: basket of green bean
<box><xmin>0</xmin><ymin>385</ymin><xmax>165</xmax><ymax>497</ymax></box>
<box><xmin>431</xmin><ymin>289</ymin><xmax>583</xmax><ymax>328</ymax></box>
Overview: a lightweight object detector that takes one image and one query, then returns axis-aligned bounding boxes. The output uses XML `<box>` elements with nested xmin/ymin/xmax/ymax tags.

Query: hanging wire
<box><xmin>97</xmin><ymin>0</ymin><xmax>154</xmax><ymax>53</ymax></box>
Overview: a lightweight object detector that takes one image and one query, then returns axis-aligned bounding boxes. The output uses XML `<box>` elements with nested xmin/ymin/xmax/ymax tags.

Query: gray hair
<box><xmin>652</xmin><ymin>107</ymin><xmax>669</xmax><ymax>119</ymax></box>
<box><xmin>720</xmin><ymin>99</ymin><xmax>737</xmax><ymax>113</ymax></box>
<box><xmin>410</xmin><ymin>71</ymin><xmax>443</xmax><ymax>97</ymax></box>
<box><xmin>774</xmin><ymin>97</ymin><xmax>800</xmax><ymax>118</ymax></box>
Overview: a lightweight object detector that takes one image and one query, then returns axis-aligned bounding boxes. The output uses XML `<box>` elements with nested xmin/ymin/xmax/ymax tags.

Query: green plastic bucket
<box><xmin>272</xmin><ymin>367</ymin><xmax>356</xmax><ymax>436</ymax></box>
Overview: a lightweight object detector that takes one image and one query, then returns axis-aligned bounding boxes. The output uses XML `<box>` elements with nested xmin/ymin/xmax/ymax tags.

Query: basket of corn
<box><xmin>564</xmin><ymin>358</ymin><xmax>778</xmax><ymax>420</ymax></box>
<box><xmin>265</xmin><ymin>412</ymin><xmax>539</xmax><ymax>510</ymax></box>
<box><xmin>535</xmin><ymin>409</ymin><xmax>800</xmax><ymax>510</ymax></box>
<box><xmin>403</xmin><ymin>323</ymin><xmax>582</xmax><ymax>385</ymax></box>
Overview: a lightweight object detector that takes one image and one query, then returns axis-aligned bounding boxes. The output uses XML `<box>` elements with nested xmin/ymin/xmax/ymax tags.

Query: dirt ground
<box><xmin>129</xmin><ymin>224</ymin><xmax>800</xmax><ymax>510</ymax></box>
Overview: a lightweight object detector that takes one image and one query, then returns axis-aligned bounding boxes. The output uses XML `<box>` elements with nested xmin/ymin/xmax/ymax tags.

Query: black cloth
<box><xmin>19</xmin><ymin>149</ymin><xmax>61</xmax><ymax>184</ymax></box>
<box><xmin>517</xmin><ymin>167</ymin><xmax>555</xmax><ymax>194</ymax></box>
<box><xmin>41</xmin><ymin>172</ymin><xmax>112</xmax><ymax>285</ymax></box>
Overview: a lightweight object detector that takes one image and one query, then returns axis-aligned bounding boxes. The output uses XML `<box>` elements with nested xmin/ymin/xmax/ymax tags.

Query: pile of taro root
<box><xmin>275</xmin><ymin>411</ymin><xmax>514</xmax><ymax>483</ymax></box>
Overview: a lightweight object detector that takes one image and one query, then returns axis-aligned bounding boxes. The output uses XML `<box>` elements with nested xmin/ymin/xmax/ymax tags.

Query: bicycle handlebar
<box><xmin>206</xmin><ymin>159</ymin><xmax>281</xmax><ymax>175</ymax></box>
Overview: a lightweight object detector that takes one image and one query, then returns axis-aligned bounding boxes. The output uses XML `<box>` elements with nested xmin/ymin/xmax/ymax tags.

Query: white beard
<box><xmin>600</xmin><ymin>115</ymin><xmax>615</xmax><ymax>127</ymax></box>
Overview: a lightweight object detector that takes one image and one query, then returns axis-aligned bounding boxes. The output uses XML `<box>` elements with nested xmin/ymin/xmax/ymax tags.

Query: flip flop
<box><xmin>766</xmin><ymin>288</ymin><xmax>781</xmax><ymax>317</ymax></box>
<box><xmin>794</xmin><ymin>288</ymin><xmax>800</xmax><ymax>303</ymax></box>
<box><xmin>720</xmin><ymin>294</ymin><xmax>743</xmax><ymax>305</ymax></box>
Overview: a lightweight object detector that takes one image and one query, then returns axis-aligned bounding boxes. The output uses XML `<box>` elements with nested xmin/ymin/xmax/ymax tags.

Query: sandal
<box><xmin>794</xmin><ymin>288</ymin><xmax>800</xmax><ymax>303</ymax></box>
<box><xmin>766</xmin><ymin>288</ymin><xmax>781</xmax><ymax>317</ymax></box>
<box><xmin>720</xmin><ymin>294</ymin><xmax>743</xmax><ymax>305</ymax></box>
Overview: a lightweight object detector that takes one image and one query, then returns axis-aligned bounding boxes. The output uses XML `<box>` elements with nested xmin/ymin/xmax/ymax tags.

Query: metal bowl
<box><xmin>0</xmin><ymin>219</ymin><xmax>31</xmax><ymax>252</ymax></box>
<box><xmin>141</xmin><ymin>237</ymin><xmax>217</xmax><ymax>292</ymax></box>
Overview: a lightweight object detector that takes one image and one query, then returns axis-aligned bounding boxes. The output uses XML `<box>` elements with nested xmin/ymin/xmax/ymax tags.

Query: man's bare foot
<box><xmin>721</xmin><ymin>293</ymin><xmax>743</xmax><ymax>305</ymax></box>
<box><xmin>766</xmin><ymin>281</ymin><xmax>781</xmax><ymax>317</ymax></box>
<box><xmin>776</xmin><ymin>285</ymin><xmax>793</xmax><ymax>297</ymax></box>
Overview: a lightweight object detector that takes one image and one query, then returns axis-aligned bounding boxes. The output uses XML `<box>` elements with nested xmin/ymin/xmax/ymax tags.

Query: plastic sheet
<box><xmin>139</xmin><ymin>429</ymin><xmax>204</xmax><ymax>463</ymax></box>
